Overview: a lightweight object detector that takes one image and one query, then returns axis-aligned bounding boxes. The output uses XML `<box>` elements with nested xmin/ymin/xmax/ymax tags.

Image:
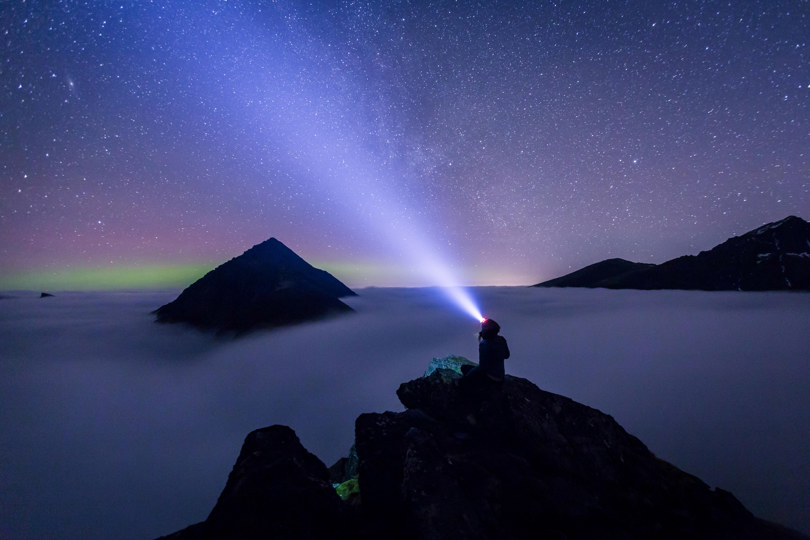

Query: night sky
<box><xmin>2</xmin><ymin>1</ymin><xmax>808</xmax><ymax>289</ymax></box>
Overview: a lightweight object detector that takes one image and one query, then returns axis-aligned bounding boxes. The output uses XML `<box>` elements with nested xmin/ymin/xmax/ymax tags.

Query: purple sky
<box><xmin>1</xmin><ymin>1</ymin><xmax>808</xmax><ymax>288</ymax></box>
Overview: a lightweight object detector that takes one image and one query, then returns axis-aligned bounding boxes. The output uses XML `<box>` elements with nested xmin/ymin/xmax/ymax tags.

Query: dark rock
<box><xmin>423</xmin><ymin>353</ymin><xmax>477</xmax><ymax>376</ymax></box>
<box><xmin>153</xmin><ymin>238</ymin><xmax>356</xmax><ymax>334</ymax></box>
<box><xmin>40</xmin><ymin>292</ymin><xmax>54</xmax><ymax>298</ymax></box>
<box><xmin>534</xmin><ymin>258</ymin><xmax>655</xmax><ymax>288</ymax></box>
<box><xmin>535</xmin><ymin>215</ymin><xmax>810</xmax><ymax>291</ymax></box>
<box><xmin>157</xmin><ymin>357</ymin><xmax>809</xmax><ymax>540</ymax></box>
<box><xmin>155</xmin><ymin>425</ymin><xmax>355</xmax><ymax>540</ymax></box>
<box><xmin>328</xmin><ymin>445</ymin><xmax>359</xmax><ymax>485</ymax></box>
<box><xmin>362</xmin><ymin>356</ymin><xmax>808</xmax><ymax>539</ymax></box>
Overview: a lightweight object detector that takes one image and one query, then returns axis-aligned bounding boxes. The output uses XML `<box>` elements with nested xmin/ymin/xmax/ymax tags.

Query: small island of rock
<box><xmin>154</xmin><ymin>238</ymin><xmax>356</xmax><ymax>334</ymax></box>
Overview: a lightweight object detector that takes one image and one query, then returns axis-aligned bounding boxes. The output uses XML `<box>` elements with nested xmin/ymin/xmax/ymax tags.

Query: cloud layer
<box><xmin>1</xmin><ymin>287</ymin><xmax>808</xmax><ymax>538</ymax></box>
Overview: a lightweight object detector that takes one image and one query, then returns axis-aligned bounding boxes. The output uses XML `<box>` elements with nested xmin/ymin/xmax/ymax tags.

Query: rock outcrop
<box><xmin>153</xmin><ymin>238</ymin><xmax>356</xmax><ymax>334</ymax></box>
<box><xmin>534</xmin><ymin>215</ymin><xmax>810</xmax><ymax>291</ymax></box>
<box><xmin>157</xmin><ymin>357</ymin><xmax>808</xmax><ymax>540</ymax></box>
<box><xmin>158</xmin><ymin>425</ymin><xmax>356</xmax><ymax>540</ymax></box>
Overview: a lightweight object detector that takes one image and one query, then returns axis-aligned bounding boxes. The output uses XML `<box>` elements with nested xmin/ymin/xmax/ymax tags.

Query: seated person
<box><xmin>460</xmin><ymin>318</ymin><xmax>510</xmax><ymax>399</ymax></box>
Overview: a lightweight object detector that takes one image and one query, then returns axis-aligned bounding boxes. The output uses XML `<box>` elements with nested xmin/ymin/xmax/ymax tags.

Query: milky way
<box><xmin>1</xmin><ymin>1</ymin><xmax>808</xmax><ymax>288</ymax></box>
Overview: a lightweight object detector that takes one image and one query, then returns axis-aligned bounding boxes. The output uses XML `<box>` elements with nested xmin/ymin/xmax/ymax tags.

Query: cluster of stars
<box><xmin>0</xmin><ymin>0</ymin><xmax>807</xmax><ymax>287</ymax></box>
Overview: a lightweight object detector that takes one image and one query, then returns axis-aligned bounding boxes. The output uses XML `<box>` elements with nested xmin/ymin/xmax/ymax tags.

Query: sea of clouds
<box><xmin>1</xmin><ymin>287</ymin><xmax>808</xmax><ymax>539</ymax></box>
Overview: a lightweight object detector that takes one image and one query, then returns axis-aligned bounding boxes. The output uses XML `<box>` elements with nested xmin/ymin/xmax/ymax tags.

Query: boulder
<box><xmin>156</xmin><ymin>425</ymin><xmax>355</xmax><ymax>540</ymax></box>
<box><xmin>355</xmin><ymin>356</ymin><xmax>808</xmax><ymax>539</ymax></box>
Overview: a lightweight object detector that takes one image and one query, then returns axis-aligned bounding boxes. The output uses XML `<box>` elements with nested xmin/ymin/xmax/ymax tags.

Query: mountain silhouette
<box><xmin>154</xmin><ymin>238</ymin><xmax>356</xmax><ymax>333</ymax></box>
<box><xmin>535</xmin><ymin>216</ymin><xmax>810</xmax><ymax>291</ymax></box>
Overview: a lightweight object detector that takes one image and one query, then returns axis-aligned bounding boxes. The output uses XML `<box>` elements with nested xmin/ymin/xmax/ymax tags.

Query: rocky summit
<box><xmin>153</xmin><ymin>238</ymin><xmax>356</xmax><ymax>334</ymax></box>
<box><xmin>157</xmin><ymin>357</ymin><xmax>808</xmax><ymax>540</ymax></box>
<box><xmin>535</xmin><ymin>215</ymin><xmax>810</xmax><ymax>291</ymax></box>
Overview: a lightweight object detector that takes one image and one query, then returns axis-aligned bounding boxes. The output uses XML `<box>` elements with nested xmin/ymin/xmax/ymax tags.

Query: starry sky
<box><xmin>1</xmin><ymin>0</ymin><xmax>808</xmax><ymax>289</ymax></box>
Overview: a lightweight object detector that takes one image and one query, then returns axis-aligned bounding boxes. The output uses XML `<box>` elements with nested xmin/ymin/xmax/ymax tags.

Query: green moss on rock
<box><xmin>335</xmin><ymin>476</ymin><xmax>360</xmax><ymax>505</ymax></box>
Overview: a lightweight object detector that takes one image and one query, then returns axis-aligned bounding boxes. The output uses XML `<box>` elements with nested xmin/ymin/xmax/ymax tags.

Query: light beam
<box><xmin>204</xmin><ymin>10</ymin><xmax>487</xmax><ymax>320</ymax></box>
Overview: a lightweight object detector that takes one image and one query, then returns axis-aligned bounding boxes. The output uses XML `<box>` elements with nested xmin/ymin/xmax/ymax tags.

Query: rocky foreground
<box><xmin>158</xmin><ymin>356</ymin><xmax>807</xmax><ymax>539</ymax></box>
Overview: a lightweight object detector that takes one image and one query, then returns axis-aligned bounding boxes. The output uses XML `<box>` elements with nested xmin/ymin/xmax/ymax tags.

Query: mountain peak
<box><xmin>245</xmin><ymin>237</ymin><xmax>287</xmax><ymax>252</ymax></box>
<box><xmin>743</xmin><ymin>215</ymin><xmax>809</xmax><ymax>241</ymax></box>
<box><xmin>154</xmin><ymin>238</ymin><xmax>356</xmax><ymax>334</ymax></box>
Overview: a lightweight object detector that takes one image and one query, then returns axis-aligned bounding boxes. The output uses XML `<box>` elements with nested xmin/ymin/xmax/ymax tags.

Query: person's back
<box><xmin>460</xmin><ymin>318</ymin><xmax>510</xmax><ymax>386</ymax></box>
<box><xmin>458</xmin><ymin>318</ymin><xmax>510</xmax><ymax>418</ymax></box>
<box><xmin>479</xmin><ymin>333</ymin><xmax>510</xmax><ymax>381</ymax></box>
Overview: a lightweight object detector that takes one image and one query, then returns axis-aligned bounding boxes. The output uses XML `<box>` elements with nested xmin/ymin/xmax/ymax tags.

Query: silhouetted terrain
<box><xmin>535</xmin><ymin>216</ymin><xmax>810</xmax><ymax>291</ymax></box>
<box><xmin>158</xmin><ymin>357</ymin><xmax>808</xmax><ymax>540</ymax></box>
<box><xmin>154</xmin><ymin>238</ymin><xmax>356</xmax><ymax>333</ymax></box>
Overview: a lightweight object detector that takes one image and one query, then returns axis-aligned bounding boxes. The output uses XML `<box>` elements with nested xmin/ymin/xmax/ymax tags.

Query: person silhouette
<box><xmin>459</xmin><ymin>318</ymin><xmax>510</xmax><ymax>400</ymax></box>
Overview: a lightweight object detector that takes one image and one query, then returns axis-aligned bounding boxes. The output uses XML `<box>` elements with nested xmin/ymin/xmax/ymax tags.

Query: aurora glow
<box><xmin>0</xmin><ymin>264</ymin><xmax>213</xmax><ymax>291</ymax></box>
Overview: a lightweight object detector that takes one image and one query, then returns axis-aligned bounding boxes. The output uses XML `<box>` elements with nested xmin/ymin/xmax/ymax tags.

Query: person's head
<box><xmin>480</xmin><ymin>318</ymin><xmax>500</xmax><ymax>339</ymax></box>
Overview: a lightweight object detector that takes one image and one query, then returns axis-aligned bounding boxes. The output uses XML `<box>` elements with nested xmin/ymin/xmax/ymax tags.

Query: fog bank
<box><xmin>1</xmin><ymin>287</ymin><xmax>808</xmax><ymax>538</ymax></box>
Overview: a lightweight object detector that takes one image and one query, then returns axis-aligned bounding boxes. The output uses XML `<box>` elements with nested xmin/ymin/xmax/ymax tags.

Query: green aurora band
<box><xmin>0</xmin><ymin>263</ymin><xmax>215</xmax><ymax>291</ymax></box>
<box><xmin>0</xmin><ymin>259</ymin><xmax>391</xmax><ymax>291</ymax></box>
<box><xmin>0</xmin><ymin>259</ymin><xmax>503</xmax><ymax>292</ymax></box>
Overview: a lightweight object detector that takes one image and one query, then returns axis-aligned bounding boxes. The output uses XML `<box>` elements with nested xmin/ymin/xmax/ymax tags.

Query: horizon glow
<box><xmin>0</xmin><ymin>263</ymin><xmax>214</xmax><ymax>291</ymax></box>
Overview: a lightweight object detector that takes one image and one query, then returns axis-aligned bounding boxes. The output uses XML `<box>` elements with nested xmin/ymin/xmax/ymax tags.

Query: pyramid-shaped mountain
<box><xmin>534</xmin><ymin>216</ymin><xmax>810</xmax><ymax>291</ymax></box>
<box><xmin>154</xmin><ymin>238</ymin><xmax>356</xmax><ymax>333</ymax></box>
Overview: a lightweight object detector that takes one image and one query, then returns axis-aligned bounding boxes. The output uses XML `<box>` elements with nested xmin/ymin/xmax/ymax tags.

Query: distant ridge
<box><xmin>154</xmin><ymin>238</ymin><xmax>356</xmax><ymax>333</ymax></box>
<box><xmin>535</xmin><ymin>258</ymin><xmax>655</xmax><ymax>288</ymax></box>
<box><xmin>534</xmin><ymin>216</ymin><xmax>810</xmax><ymax>291</ymax></box>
